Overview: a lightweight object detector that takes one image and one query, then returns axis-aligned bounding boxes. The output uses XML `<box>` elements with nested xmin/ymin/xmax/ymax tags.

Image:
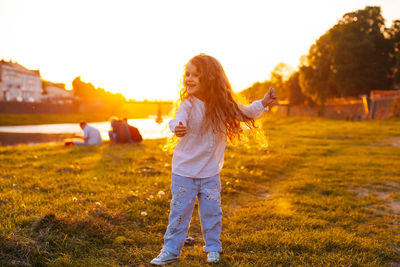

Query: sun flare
<box><xmin>0</xmin><ymin>0</ymin><xmax>398</xmax><ymax>100</ymax></box>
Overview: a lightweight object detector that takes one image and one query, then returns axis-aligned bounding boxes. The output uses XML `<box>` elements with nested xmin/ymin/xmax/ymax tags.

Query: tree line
<box><xmin>72</xmin><ymin>76</ymin><xmax>126</xmax><ymax>108</ymax></box>
<box><xmin>241</xmin><ymin>6</ymin><xmax>400</xmax><ymax>109</ymax></box>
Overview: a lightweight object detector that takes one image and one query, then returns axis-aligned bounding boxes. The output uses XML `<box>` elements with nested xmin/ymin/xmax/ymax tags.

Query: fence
<box><xmin>0</xmin><ymin>93</ymin><xmax>398</xmax><ymax>119</ymax></box>
<box><xmin>277</xmin><ymin>92</ymin><xmax>399</xmax><ymax>120</ymax></box>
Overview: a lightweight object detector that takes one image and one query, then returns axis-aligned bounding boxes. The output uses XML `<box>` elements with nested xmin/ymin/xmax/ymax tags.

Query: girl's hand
<box><xmin>262</xmin><ymin>87</ymin><xmax>277</xmax><ymax>108</ymax></box>
<box><xmin>174</xmin><ymin>122</ymin><xmax>187</xmax><ymax>137</ymax></box>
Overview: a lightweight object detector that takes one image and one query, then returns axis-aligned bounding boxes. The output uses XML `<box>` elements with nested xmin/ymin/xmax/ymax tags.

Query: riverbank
<box><xmin>0</xmin><ymin>118</ymin><xmax>171</xmax><ymax>145</ymax></box>
<box><xmin>0</xmin><ymin>132</ymin><xmax>80</xmax><ymax>146</ymax></box>
<box><xmin>0</xmin><ymin>113</ymin><xmax>119</xmax><ymax>126</ymax></box>
<box><xmin>0</xmin><ymin>112</ymin><xmax>168</xmax><ymax>126</ymax></box>
<box><xmin>0</xmin><ymin>117</ymin><xmax>399</xmax><ymax>265</ymax></box>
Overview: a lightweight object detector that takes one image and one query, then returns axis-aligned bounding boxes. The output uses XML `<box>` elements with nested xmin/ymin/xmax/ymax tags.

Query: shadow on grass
<box><xmin>1</xmin><ymin>212</ymin><xmax>116</xmax><ymax>266</ymax></box>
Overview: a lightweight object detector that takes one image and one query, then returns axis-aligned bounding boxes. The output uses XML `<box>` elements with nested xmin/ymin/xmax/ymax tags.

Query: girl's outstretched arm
<box><xmin>261</xmin><ymin>88</ymin><xmax>277</xmax><ymax>108</ymax></box>
<box><xmin>238</xmin><ymin>88</ymin><xmax>278</xmax><ymax>119</ymax></box>
<box><xmin>169</xmin><ymin>100</ymin><xmax>191</xmax><ymax>136</ymax></box>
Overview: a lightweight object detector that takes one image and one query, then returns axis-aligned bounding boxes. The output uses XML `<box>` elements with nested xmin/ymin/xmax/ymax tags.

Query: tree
<box><xmin>72</xmin><ymin>76</ymin><xmax>96</xmax><ymax>99</ymax></box>
<box><xmin>299</xmin><ymin>33</ymin><xmax>336</xmax><ymax>106</ymax></box>
<box><xmin>240</xmin><ymin>81</ymin><xmax>272</xmax><ymax>103</ymax></box>
<box><xmin>72</xmin><ymin>76</ymin><xmax>126</xmax><ymax>108</ymax></box>
<box><xmin>330</xmin><ymin>6</ymin><xmax>393</xmax><ymax>95</ymax></box>
<box><xmin>389</xmin><ymin>20</ymin><xmax>400</xmax><ymax>85</ymax></box>
<box><xmin>299</xmin><ymin>6</ymin><xmax>395</xmax><ymax>106</ymax></box>
<box><xmin>270</xmin><ymin>62</ymin><xmax>295</xmax><ymax>100</ymax></box>
<box><xmin>282</xmin><ymin>71</ymin><xmax>309</xmax><ymax>105</ymax></box>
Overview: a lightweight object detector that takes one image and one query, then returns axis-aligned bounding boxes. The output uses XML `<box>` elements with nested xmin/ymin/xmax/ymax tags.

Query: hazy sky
<box><xmin>0</xmin><ymin>0</ymin><xmax>399</xmax><ymax>100</ymax></box>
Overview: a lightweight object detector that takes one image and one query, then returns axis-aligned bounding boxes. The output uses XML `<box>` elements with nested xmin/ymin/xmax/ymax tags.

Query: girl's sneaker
<box><xmin>150</xmin><ymin>250</ymin><xmax>178</xmax><ymax>265</ymax></box>
<box><xmin>207</xmin><ymin>251</ymin><xmax>220</xmax><ymax>263</ymax></box>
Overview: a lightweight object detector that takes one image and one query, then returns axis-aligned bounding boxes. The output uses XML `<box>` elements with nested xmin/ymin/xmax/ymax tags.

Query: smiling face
<box><xmin>184</xmin><ymin>61</ymin><xmax>201</xmax><ymax>96</ymax></box>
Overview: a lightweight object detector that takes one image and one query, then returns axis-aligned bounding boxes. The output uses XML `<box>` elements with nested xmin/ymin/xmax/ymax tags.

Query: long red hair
<box><xmin>179</xmin><ymin>54</ymin><xmax>256</xmax><ymax>141</ymax></box>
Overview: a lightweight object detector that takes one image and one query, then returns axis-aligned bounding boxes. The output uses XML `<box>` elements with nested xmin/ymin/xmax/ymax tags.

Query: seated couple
<box><xmin>109</xmin><ymin>117</ymin><xmax>143</xmax><ymax>144</ymax></box>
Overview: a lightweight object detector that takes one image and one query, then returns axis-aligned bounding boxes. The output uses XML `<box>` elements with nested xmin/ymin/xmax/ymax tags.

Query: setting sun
<box><xmin>0</xmin><ymin>0</ymin><xmax>398</xmax><ymax>100</ymax></box>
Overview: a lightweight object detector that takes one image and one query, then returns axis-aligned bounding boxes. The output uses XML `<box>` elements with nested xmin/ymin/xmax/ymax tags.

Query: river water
<box><xmin>0</xmin><ymin>118</ymin><xmax>173</xmax><ymax>140</ymax></box>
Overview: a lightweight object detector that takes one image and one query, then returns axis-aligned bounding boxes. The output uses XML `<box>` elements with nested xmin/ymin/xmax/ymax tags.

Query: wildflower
<box><xmin>72</xmin><ymin>197</ymin><xmax>77</xmax><ymax>201</ymax></box>
<box><xmin>93</xmin><ymin>177</ymin><xmax>97</xmax><ymax>181</ymax></box>
<box><xmin>141</xmin><ymin>211</ymin><xmax>148</xmax><ymax>216</ymax></box>
<box><xmin>12</xmin><ymin>184</ymin><xmax>17</xmax><ymax>187</ymax></box>
<box><xmin>129</xmin><ymin>190</ymin><xmax>138</xmax><ymax>197</ymax></box>
<box><xmin>95</xmin><ymin>202</ymin><xmax>101</xmax><ymax>206</ymax></box>
<box><xmin>158</xmin><ymin>190</ymin><xmax>165</xmax><ymax>196</ymax></box>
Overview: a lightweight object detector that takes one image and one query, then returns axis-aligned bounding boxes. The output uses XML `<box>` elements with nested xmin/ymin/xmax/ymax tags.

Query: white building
<box><xmin>42</xmin><ymin>81</ymin><xmax>75</xmax><ymax>103</ymax></box>
<box><xmin>0</xmin><ymin>60</ymin><xmax>42</xmax><ymax>102</ymax></box>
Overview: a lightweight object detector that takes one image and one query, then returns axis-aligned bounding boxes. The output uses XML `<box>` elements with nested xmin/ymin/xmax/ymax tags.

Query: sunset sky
<box><xmin>0</xmin><ymin>0</ymin><xmax>399</xmax><ymax>101</ymax></box>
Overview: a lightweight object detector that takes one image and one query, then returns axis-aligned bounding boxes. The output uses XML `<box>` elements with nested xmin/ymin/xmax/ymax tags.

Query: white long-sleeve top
<box><xmin>169</xmin><ymin>96</ymin><xmax>266</xmax><ymax>178</ymax></box>
<box><xmin>83</xmin><ymin>124</ymin><xmax>102</xmax><ymax>145</ymax></box>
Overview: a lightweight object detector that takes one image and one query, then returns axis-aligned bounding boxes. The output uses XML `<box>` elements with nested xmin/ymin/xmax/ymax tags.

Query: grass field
<box><xmin>0</xmin><ymin>116</ymin><xmax>399</xmax><ymax>266</ymax></box>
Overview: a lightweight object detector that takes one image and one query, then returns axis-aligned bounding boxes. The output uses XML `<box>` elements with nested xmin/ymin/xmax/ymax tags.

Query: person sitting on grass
<box><xmin>108</xmin><ymin>117</ymin><xmax>132</xmax><ymax>144</ymax></box>
<box><xmin>123</xmin><ymin>118</ymin><xmax>143</xmax><ymax>143</ymax></box>
<box><xmin>71</xmin><ymin>120</ymin><xmax>102</xmax><ymax>146</ymax></box>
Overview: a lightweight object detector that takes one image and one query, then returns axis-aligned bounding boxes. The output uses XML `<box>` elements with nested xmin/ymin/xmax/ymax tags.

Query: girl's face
<box><xmin>184</xmin><ymin>62</ymin><xmax>201</xmax><ymax>96</ymax></box>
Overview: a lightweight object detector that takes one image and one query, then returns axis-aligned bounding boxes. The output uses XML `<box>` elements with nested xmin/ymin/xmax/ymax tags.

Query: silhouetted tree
<box><xmin>389</xmin><ymin>20</ymin><xmax>400</xmax><ymax>84</ymax></box>
<box><xmin>282</xmin><ymin>71</ymin><xmax>309</xmax><ymax>105</ymax></box>
<box><xmin>330</xmin><ymin>6</ymin><xmax>393</xmax><ymax>95</ymax></box>
<box><xmin>299</xmin><ymin>6</ymin><xmax>395</xmax><ymax>106</ymax></box>
<box><xmin>72</xmin><ymin>76</ymin><xmax>96</xmax><ymax>99</ymax></box>
<box><xmin>240</xmin><ymin>81</ymin><xmax>272</xmax><ymax>103</ymax></box>
<box><xmin>72</xmin><ymin>76</ymin><xmax>126</xmax><ymax>109</ymax></box>
<box><xmin>270</xmin><ymin>62</ymin><xmax>295</xmax><ymax>100</ymax></box>
<box><xmin>241</xmin><ymin>6</ymin><xmax>399</xmax><ymax>107</ymax></box>
<box><xmin>299</xmin><ymin>32</ymin><xmax>336</xmax><ymax>106</ymax></box>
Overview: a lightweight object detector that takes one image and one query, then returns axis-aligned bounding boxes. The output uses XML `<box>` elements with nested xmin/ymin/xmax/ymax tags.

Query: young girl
<box><xmin>151</xmin><ymin>54</ymin><xmax>277</xmax><ymax>265</ymax></box>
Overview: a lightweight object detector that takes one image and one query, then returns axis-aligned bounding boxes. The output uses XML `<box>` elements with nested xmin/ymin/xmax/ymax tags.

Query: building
<box><xmin>0</xmin><ymin>60</ymin><xmax>42</xmax><ymax>102</ymax></box>
<box><xmin>42</xmin><ymin>81</ymin><xmax>74</xmax><ymax>103</ymax></box>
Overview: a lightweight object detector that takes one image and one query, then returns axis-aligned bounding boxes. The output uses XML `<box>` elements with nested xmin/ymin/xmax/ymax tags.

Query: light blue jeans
<box><xmin>73</xmin><ymin>141</ymin><xmax>89</xmax><ymax>146</ymax></box>
<box><xmin>163</xmin><ymin>173</ymin><xmax>222</xmax><ymax>255</ymax></box>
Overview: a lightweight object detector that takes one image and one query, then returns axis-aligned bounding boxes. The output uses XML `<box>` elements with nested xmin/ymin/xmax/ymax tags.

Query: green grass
<box><xmin>0</xmin><ymin>117</ymin><xmax>399</xmax><ymax>266</ymax></box>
